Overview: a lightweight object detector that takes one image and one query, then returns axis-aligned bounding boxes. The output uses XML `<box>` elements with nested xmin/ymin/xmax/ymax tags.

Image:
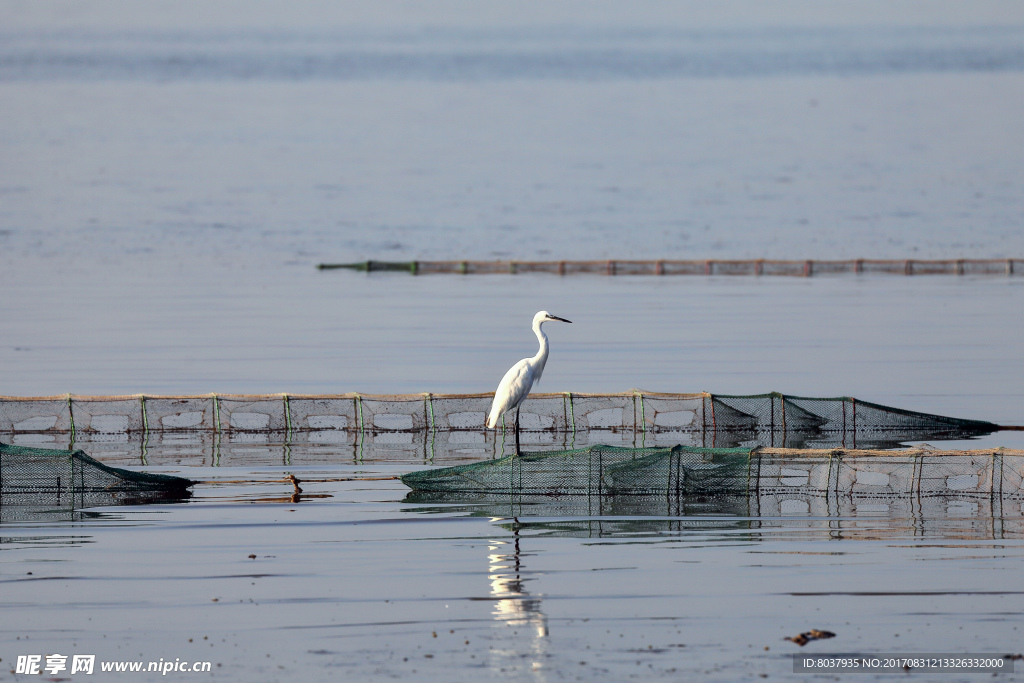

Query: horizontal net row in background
<box><xmin>12</xmin><ymin>425</ymin><xmax>1014</xmax><ymax>468</ymax></box>
<box><xmin>402</xmin><ymin>445</ymin><xmax>1024</xmax><ymax>500</ymax></box>
<box><xmin>320</xmin><ymin>258</ymin><xmax>1024</xmax><ymax>277</ymax></box>
<box><xmin>0</xmin><ymin>393</ymin><xmax>998</xmax><ymax>451</ymax></box>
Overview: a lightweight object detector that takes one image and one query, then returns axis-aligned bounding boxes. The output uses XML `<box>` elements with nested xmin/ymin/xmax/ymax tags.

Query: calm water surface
<box><xmin>2</xmin><ymin>444</ymin><xmax>1024</xmax><ymax>682</ymax></box>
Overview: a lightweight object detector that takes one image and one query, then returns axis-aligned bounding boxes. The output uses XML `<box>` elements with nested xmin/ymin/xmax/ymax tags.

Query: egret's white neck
<box><xmin>531</xmin><ymin>319</ymin><xmax>550</xmax><ymax>382</ymax></box>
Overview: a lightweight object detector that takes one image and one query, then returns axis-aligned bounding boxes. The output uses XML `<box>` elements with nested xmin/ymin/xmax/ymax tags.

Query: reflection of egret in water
<box><xmin>487</xmin><ymin>518</ymin><xmax>549</xmax><ymax>675</ymax></box>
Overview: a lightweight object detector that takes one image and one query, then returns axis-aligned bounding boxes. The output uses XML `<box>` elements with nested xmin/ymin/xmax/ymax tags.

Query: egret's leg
<box><xmin>515</xmin><ymin>405</ymin><xmax>521</xmax><ymax>456</ymax></box>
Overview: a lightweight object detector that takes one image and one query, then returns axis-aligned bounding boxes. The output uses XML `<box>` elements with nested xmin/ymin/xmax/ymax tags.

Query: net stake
<box><xmin>564</xmin><ymin>392</ymin><xmax>575</xmax><ymax>435</ymax></box>
<box><xmin>140</xmin><ymin>395</ymin><xmax>149</xmax><ymax>436</ymax></box>
<box><xmin>283</xmin><ymin>394</ymin><xmax>292</xmax><ymax>440</ymax></box>
<box><xmin>212</xmin><ymin>394</ymin><xmax>220</xmax><ymax>434</ymax></box>
<box><xmin>67</xmin><ymin>394</ymin><xmax>75</xmax><ymax>447</ymax></box>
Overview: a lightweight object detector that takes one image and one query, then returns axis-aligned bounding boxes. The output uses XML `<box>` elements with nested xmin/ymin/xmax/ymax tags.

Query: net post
<box><xmin>851</xmin><ymin>397</ymin><xmax>857</xmax><ymax>449</ymax></box>
<box><xmin>710</xmin><ymin>393</ymin><xmax>717</xmax><ymax>448</ymax></box>
<box><xmin>283</xmin><ymin>394</ymin><xmax>292</xmax><ymax>442</ymax></box>
<box><xmin>212</xmin><ymin>394</ymin><xmax>220</xmax><ymax>434</ymax></box>
<box><xmin>424</xmin><ymin>393</ymin><xmax>436</xmax><ymax>462</ymax></box>
<box><xmin>841</xmin><ymin>399</ymin><xmax>847</xmax><ymax>448</ymax></box>
<box><xmin>460</xmin><ymin>260</ymin><xmax>468</xmax><ymax>274</ymax></box>
<box><xmin>410</xmin><ymin>261</ymin><xmax>419</xmax><ymax>275</ymax></box>
<box><xmin>140</xmin><ymin>409</ymin><xmax>149</xmax><ymax>466</ymax></box>
<box><xmin>989</xmin><ymin>451</ymin><xmax>999</xmax><ymax>530</ymax></box>
<box><xmin>911</xmin><ymin>452</ymin><xmax>923</xmax><ymax>501</ymax></box>
<box><xmin>825</xmin><ymin>448</ymin><xmax>835</xmax><ymax>497</ymax></box>
<box><xmin>354</xmin><ymin>393</ymin><xmax>363</xmax><ymax>433</ymax></box>
<box><xmin>701</xmin><ymin>392</ymin><xmax>707</xmax><ymax>448</ymax></box>
<box><xmin>637</xmin><ymin>391</ymin><xmax>646</xmax><ymax>448</ymax></box>
<box><xmin>140</xmin><ymin>394</ymin><xmax>149</xmax><ymax>436</ymax></box>
<box><xmin>655</xmin><ymin>260</ymin><xmax>664</xmax><ymax>275</ymax></box>
<box><xmin>1008</xmin><ymin>259</ymin><xmax>1014</xmax><ymax>276</ymax></box>
<box><xmin>854</xmin><ymin>258</ymin><xmax>863</xmax><ymax>274</ymax></box>
<box><xmin>780</xmin><ymin>392</ymin><xmax>787</xmax><ymax>440</ymax></box>
<box><xmin>833</xmin><ymin>449</ymin><xmax>843</xmax><ymax>497</ymax></box>
<box><xmin>424</xmin><ymin>393</ymin><xmax>435</xmax><ymax>432</ymax></box>
<box><xmin>994</xmin><ymin>451</ymin><xmax>1004</xmax><ymax>537</ymax></box>
<box><xmin>66</xmin><ymin>394</ymin><xmax>76</xmax><ymax>447</ymax></box>
<box><xmin>563</xmin><ymin>392</ymin><xmax>575</xmax><ymax>436</ymax></box>
<box><xmin>630</xmin><ymin>393</ymin><xmax>637</xmax><ymax>447</ymax></box>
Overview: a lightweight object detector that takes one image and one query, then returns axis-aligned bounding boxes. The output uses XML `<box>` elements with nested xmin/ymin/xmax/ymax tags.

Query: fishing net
<box><xmin>320</xmin><ymin>258</ymin><xmax>1023</xmax><ymax>277</ymax></box>
<box><xmin>401</xmin><ymin>444</ymin><xmax>1024</xmax><ymax>500</ymax></box>
<box><xmin>0</xmin><ymin>442</ymin><xmax>195</xmax><ymax>515</ymax></box>
<box><xmin>0</xmin><ymin>393</ymin><xmax>1001</xmax><ymax>451</ymax></box>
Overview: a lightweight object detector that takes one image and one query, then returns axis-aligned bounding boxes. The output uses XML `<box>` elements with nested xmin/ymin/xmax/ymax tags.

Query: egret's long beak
<box><xmin>548</xmin><ymin>315</ymin><xmax>572</xmax><ymax>323</ymax></box>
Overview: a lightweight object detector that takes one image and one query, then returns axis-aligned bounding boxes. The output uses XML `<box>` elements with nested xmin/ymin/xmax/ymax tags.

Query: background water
<box><xmin>2</xmin><ymin>1</ymin><xmax>1024</xmax><ymax>409</ymax></box>
<box><xmin>2</xmin><ymin>1</ymin><xmax>1024</xmax><ymax>680</ymax></box>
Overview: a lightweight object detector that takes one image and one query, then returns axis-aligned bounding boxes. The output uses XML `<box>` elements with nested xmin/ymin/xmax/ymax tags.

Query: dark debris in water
<box><xmin>785</xmin><ymin>629</ymin><xmax>836</xmax><ymax>646</ymax></box>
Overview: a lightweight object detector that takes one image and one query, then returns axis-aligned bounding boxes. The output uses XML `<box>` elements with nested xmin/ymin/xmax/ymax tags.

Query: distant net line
<box><xmin>318</xmin><ymin>258</ymin><xmax>1023</xmax><ymax>277</ymax></box>
<box><xmin>0</xmin><ymin>392</ymin><xmax>1014</xmax><ymax>451</ymax></box>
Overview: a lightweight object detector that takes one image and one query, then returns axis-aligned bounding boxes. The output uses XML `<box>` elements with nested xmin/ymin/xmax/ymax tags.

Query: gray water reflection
<box><xmin>487</xmin><ymin>527</ymin><xmax>551</xmax><ymax>676</ymax></box>
<box><xmin>404</xmin><ymin>491</ymin><xmax>1024</xmax><ymax>542</ymax></box>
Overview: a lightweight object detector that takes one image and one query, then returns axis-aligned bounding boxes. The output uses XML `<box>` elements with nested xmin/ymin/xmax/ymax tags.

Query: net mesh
<box><xmin>0</xmin><ymin>392</ymin><xmax>999</xmax><ymax>451</ymax></box>
<box><xmin>401</xmin><ymin>445</ymin><xmax>1024</xmax><ymax>500</ymax></box>
<box><xmin>0</xmin><ymin>442</ymin><xmax>195</xmax><ymax>510</ymax></box>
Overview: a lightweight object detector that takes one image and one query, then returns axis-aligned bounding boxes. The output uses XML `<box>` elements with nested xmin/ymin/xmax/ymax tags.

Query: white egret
<box><xmin>487</xmin><ymin>310</ymin><xmax>572</xmax><ymax>454</ymax></box>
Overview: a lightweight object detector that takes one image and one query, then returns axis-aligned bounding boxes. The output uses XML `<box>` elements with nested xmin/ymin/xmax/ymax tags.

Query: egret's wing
<box><xmin>486</xmin><ymin>359</ymin><xmax>534</xmax><ymax>427</ymax></box>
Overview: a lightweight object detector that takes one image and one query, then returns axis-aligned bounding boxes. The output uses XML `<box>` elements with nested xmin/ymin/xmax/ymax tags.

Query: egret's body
<box><xmin>487</xmin><ymin>311</ymin><xmax>572</xmax><ymax>453</ymax></box>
